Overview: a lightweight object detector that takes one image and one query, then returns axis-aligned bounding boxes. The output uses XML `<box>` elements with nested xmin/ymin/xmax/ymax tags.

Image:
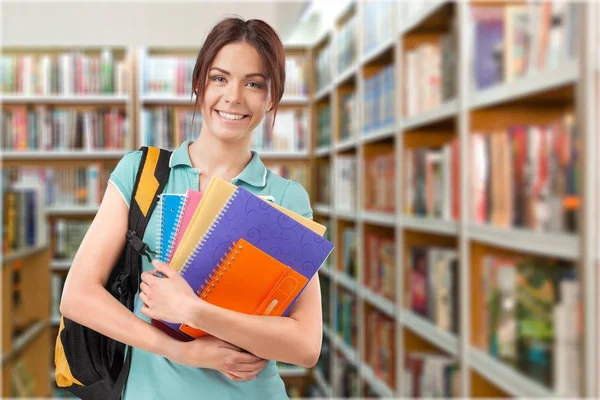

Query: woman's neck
<box><xmin>187</xmin><ymin>127</ymin><xmax>253</xmax><ymax>183</ymax></box>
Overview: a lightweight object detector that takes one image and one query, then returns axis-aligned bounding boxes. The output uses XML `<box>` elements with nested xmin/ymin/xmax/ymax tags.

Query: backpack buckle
<box><xmin>111</xmin><ymin>272</ymin><xmax>129</xmax><ymax>297</ymax></box>
<box><xmin>126</xmin><ymin>230</ymin><xmax>156</xmax><ymax>263</ymax></box>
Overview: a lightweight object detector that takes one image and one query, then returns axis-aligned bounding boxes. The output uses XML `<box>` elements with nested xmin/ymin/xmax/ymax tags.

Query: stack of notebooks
<box><xmin>151</xmin><ymin>177</ymin><xmax>334</xmax><ymax>341</ymax></box>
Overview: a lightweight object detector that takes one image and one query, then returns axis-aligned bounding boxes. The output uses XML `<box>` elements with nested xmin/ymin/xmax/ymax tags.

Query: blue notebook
<box><xmin>156</xmin><ymin>194</ymin><xmax>186</xmax><ymax>263</ymax></box>
<box><xmin>162</xmin><ymin>187</ymin><xmax>334</xmax><ymax>335</ymax></box>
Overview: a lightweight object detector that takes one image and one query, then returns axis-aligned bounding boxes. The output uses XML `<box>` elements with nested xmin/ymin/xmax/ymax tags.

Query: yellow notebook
<box><xmin>169</xmin><ymin>177</ymin><xmax>326</xmax><ymax>273</ymax></box>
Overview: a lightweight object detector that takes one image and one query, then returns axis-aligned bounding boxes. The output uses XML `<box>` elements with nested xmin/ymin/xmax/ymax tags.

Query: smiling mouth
<box><xmin>215</xmin><ymin>110</ymin><xmax>250</xmax><ymax>121</ymax></box>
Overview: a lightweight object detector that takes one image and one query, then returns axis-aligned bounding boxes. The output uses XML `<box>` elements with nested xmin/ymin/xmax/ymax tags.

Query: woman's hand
<box><xmin>139</xmin><ymin>260</ymin><xmax>198</xmax><ymax>324</ymax></box>
<box><xmin>169</xmin><ymin>336</ymin><xmax>268</xmax><ymax>381</ymax></box>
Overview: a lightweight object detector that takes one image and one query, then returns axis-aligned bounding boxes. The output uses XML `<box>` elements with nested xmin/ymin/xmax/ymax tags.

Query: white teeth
<box><xmin>218</xmin><ymin>111</ymin><xmax>245</xmax><ymax>120</ymax></box>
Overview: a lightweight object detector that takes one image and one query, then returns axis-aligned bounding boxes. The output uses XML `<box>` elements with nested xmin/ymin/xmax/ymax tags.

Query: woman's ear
<box><xmin>266</xmin><ymin>102</ymin><xmax>274</xmax><ymax>113</ymax></box>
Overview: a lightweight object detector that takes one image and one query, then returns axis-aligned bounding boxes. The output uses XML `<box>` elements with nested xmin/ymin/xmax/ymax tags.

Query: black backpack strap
<box><xmin>109</xmin><ymin>146</ymin><xmax>172</xmax><ymax>400</ymax></box>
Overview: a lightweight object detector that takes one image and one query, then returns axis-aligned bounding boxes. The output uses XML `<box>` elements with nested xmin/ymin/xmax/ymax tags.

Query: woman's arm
<box><xmin>141</xmin><ymin>262</ymin><xmax>323</xmax><ymax>368</ymax></box>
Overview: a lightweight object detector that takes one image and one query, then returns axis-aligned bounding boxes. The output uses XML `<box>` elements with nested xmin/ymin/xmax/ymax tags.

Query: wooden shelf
<box><xmin>334</xmin><ymin>270</ymin><xmax>358</xmax><ymax>294</ymax></box>
<box><xmin>361</xmin><ymin>123</ymin><xmax>396</xmax><ymax>144</ymax></box>
<box><xmin>333</xmin><ymin>334</ymin><xmax>358</xmax><ymax>365</ymax></box>
<box><xmin>315</xmin><ymin>145</ymin><xmax>332</xmax><ymax>157</ymax></box>
<box><xmin>46</xmin><ymin>205</ymin><xmax>99</xmax><ymax>216</ymax></box>
<box><xmin>312</xmin><ymin>368</ymin><xmax>333</xmax><ymax>397</ymax></box>
<box><xmin>470</xmin><ymin>61</ymin><xmax>578</xmax><ymax>110</ymax></box>
<box><xmin>140</xmin><ymin>94</ymin><xmax>309</xmax><ymax>106</ymax></box>
<box><xmin>314</xmin><ymin>203</ymin><xmax>332</xmax><ymax>216</ymax></box>
<box><xmin>323</xmin><ymin>324</ymin><xmax>334</xmax><ymax>341</ymax></box>
<box><xmin>359</xmin><ymin>363</ymin><xmax>395</xmax><ymax>397</ymax></box>
<box><xmin>51</xmin><ymin>260</ymin><xmax>71</xmax><ymax>271</ymax></box>
<box><xmin>3</xmin><ymin>150</ymin><xmax>129</xmax><ymax>160</ymax></box>
<box><xmin>278</xmin><ymin>366</ymin><xmax>308</xmax><ymax>377</ymax></box>
<box><xmin>361</xmin><ymin>211</ymin><xmax>396</xmax><ymax>228</ymax></box>
<box><xmin>2</xmin><ymin>320</ymin><xmax>47</xmax><ymax>366</ymax></box>
<box><xmin>319</xmin><ymin>266</ymin><xmax>333</xmax><ymax>278</ymax></box>
<box><xmin>467</xmin><ymin>223</ymin><xmax>579</xmax><ymax>260</ymax></box>
<box><xmin>1</xmin><ymin>94</ymin><xmax>129</xmax><ymax>104</ymax></box>
<box><xmin>314</xmin><ymin>84</ymin><xmax>333</xmax><ymax>102</ymax></box>
<box><xmin>335</xmin><ymin>208</ymin><xmax>358</xmax><ymax>221</ymax></box>
<box><xmin>469</xmin><ymin>347</ymin><xmax>556</xmax><ymax>398</ymax></box>
<box><xmin>401</xmin><ymin>99</ymin><xmax>458</xmax><ymax>131</ymax></box>
<box><xmin>3</xmin><ymin>244</ymin><xmax>49</xmax><ymax>265</ymax></box>
<box><xmin>334</xmin><ymin>137</ymin><xmax>358</xmax><ymax>152</ymax></box>
<box><xmin>257</xmin><ymin>151</ymin><xmax>309</xmax><ymax>160</ymax></box>
<box><xmin>401</xmin><ymin>310</ymin><xmax>458</xmax><ymax>356</ymax></box>
<box><xmin>361</xmin><ymin>37</ymin><xmax>395</xmax><ymax>66</ymax></box>
<box><xmin>400</xmin><ymin>0</ymin><xmax>449</xmax><ymax>35</ymax></box>
<box><xmin>335</xmin><ymin>64</ymin><xmax>358</xmax><ymax>87</ymax></box>
<box><xmin>362</xmin><ymin>287</ymin><xmax>395</xmax><ymax>318</ymax></box>
<box><xmin>401</xmin><ymin>215</ymin><xmax>458</xmax><ymax>236</ymax></box>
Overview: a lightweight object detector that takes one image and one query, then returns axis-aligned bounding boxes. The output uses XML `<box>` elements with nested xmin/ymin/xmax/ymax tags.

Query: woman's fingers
<box><xmin>227</xmin><ymin>359</ymin><xmax>267</xmax><ymax>373</ymax></box>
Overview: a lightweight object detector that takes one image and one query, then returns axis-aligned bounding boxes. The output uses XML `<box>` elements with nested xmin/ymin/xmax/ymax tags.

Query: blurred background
<box><xmin>1</xmin><ymin>0</ymin><xmax>599</xmax><ymax>398</ymax></box>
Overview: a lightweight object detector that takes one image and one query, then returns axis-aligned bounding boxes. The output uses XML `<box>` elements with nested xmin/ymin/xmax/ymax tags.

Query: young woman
<box><xmin>60</xmin><ymin>17</ymin><xmax>322</xmax><ymax>399</ymax></box>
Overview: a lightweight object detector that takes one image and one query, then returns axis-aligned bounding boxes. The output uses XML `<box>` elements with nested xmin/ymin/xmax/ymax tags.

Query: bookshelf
<box><xmin>312</xmin><ymin>0</ymin><xmax>599</xmax><ymax>398</ymax></box>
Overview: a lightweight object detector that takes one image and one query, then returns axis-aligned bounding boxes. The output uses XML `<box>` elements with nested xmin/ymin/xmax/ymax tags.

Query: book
<box><xmin>156</xmin><ymin>194</ymin><xmax>186</xmax><ymax>263</ymax></box>
<box><xmin>168</xmin><ymin>189</ymin><xmax>203</xmax><ymax>263</ymax></box>
<box><xmin>178</xmin><ymin>238</ymin><xmax>309</xmax><ymax>338</ymax></box>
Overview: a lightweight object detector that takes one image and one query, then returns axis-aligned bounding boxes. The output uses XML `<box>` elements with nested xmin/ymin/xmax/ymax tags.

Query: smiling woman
<box><xmin>58</xmin><ymin>16</ymin><xmax>320</xmax><ymax>400</ymax></box>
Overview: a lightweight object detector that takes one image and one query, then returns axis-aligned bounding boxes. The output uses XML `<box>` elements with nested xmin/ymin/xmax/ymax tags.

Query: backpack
<box><xmin>54</xmin><ymin>146</ymin><xmax>172</xmax><ymax>400</ymax></box>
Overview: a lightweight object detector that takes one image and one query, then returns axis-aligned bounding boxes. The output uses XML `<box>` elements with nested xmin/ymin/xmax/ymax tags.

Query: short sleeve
<box><xmin>108</xmin><ymin>150</ymin><xmax>143</xmax><ymax>208</ymax></box>
<box><xmin>281</xmin><ymin>180</ymin><xmax>313</xmax><ymax>219</ymax></box>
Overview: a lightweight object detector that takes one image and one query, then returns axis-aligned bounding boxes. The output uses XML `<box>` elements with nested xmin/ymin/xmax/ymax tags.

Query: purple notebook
<box><xmin>162</xmin><ymin>186</ymin><xmax>334</xmax><ymax>335</ymax></box>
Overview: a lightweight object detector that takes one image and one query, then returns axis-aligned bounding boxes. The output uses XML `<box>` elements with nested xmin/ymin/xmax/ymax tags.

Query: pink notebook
<box><xmin>167</xmin><ymin>189</ymin><xmax>202</xmax><ymax>263</ymax></box>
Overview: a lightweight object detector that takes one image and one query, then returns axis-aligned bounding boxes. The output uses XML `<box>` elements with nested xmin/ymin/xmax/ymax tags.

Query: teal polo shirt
<box><xmin>108</xmin><ymin>140</ymin><xmax>312</xmax><ymax>400</ymax></box>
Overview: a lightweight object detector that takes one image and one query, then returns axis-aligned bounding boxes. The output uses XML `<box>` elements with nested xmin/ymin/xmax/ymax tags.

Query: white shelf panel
<box><xmin>401</xmin><ymin>99</ymin><xmax>459</xmax><ymax>131</ymax></box>
<box><xmin>3</xmin><ymin>150</ymin><xmax>128</xmax><ymax>160</ymax></box>
<box><xmin>2</xmin><ymin>320</ymin><xmax>47</xmax><ymax>365</ymax></box>
<box><xmin>258</xmin><ymin>151</ymin><xmax>309</xmax><ymax>160</ymax></box>
<box><xmin>334</xmin><ymin>64</ymin><xmax>358</xmax><ymax>87</ymax></box>
<box><xmin>278</xmin><ymin>366</ymin><xmax>308</xmax><ymax>377</ymax></box>
<box><xmin>401</xmin><ymin>310</ymin><xmax>458</xmax><ymax>356</ymax></box>
<box><xmin>361</xmin><ymin>37</ymin><xmax>395</xmax><ymax>66</ymax></box>
<box><xmin>51</xmin><ymin>260</ymin><xmax>72</xmax><ymax>271</ymax></box>
<box><xmin>280</xmin><ymin>95</ymin><xmax>310</xmax><ymax>105</ymax></box>
<box><xmin>314</xmin><ymin>84</ymin><xmax>333</xmax><ymax>102</ymax></box>
<box><xmin>361</xmin><ymin>123</ymin><xmax>397</xmax><ymax>144</ymax></box>
<box><xmin>335</xmin><ymin>208</ymin><xmax>358</xmax><ymax>221</ymax></box>
<box><xmin>140</xmin><ymin>94</ymin><xmax>194</xmax><ymax>105</ymax></box>
<box><xmin>469</xmin><ymin>347</ymin><xmax>556</xmax><ymax>397</ymax></box>
<box><xmin>314</xmin><ymin>203</ymin><xmax>332</xmax><ymax>216</ymax></box>
<box><xmin>323</xmin><ymin>324</ymin><xmax>334</xmax><ymax>340</ymax></box>
<box><xmin>315</xmin><ymin>145</ymin><xmax>332</xmax><ymax>157</ymax></box>
<box><xmin>1</xmin><ymin>94</ymin><xmax>129</xmax><ymax>104</ymax></box>
<box><xmin>401</xmin><ymin>215</ymin><xmax>458</xmax><ymax>236</ymax></box>
<box><xmin>470</xmin><ymin>61</ymin><xmax>578</xmax><ymax>110</ymax></box>
<box><xmin>51</xmin><ymin>317</ymin><xmax>61</xmax><ymax>327</ymax></box>
<box><xmin>46</xmin><ymin>205</ymin><xmax>99</xmax><ymax>216</ymax></box>
<box><xmin>312</xmin><ymin>368</ymin><xmax>333</xmax><ymax>397</ymax></box>
<box><xmin>359</xmin><ymin>364</ymin><xmax>395</xmax><ymax>398</ymax></box>
<box><xmin>334</xmin><ymin>270</ymin><xmax>358</xmax><ymax>293</ymax></box>
<box><xmin>362</xmin><ymin>287</ymin><xmax>395</xmax><ymax>317</ymax></box>
<box><xmin>334</xmin><ymin>137</ymin><xmax>358</xmax><ymax>152</ymax></box>
<box><xmin>333</xmin><ymin>334</ymin><xmax>358</xmax><ymax>365</ymax></box>
<box><xmin>400</xmin><ymin>0</ymin><xmax>449</xmax><ymax>35</ymax></box>
<box><xmin>467</xmin><ymin>223</ymin><xmax>579</xmax><ymax>260</ymax></box>
<box><xmin>361</xmin><ymin>211</ymin><xmax>396</xmax><ymax>227</ymax></box>
<box><xmin>318</xmin><ymin>266</ymin><xmax>333</xmax><ymax>278</ymax></box>
<box><xmin>3</xmin><ymin>244</ymin><xmax>48</xmax><ymax>265</ymax></box>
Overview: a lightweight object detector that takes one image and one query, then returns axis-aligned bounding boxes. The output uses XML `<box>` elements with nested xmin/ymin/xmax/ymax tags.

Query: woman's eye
<box><xmin>247</xmin><ymin>81</ymin><xmax>263</xmax><ymax>89</ymax></box>
<box><xmin>211</xmin><ymin>76</ymin><xmax>226</xmax><ymax>83</ymax></box>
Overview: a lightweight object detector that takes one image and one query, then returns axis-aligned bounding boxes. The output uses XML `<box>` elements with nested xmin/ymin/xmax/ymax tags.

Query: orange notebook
<box><xmin>179</xmin><ymin>238</ymin><xmax>308</xmax><ymax>338</ymax></box>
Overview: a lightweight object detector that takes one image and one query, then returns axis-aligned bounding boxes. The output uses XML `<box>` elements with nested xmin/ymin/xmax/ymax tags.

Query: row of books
<box><xmin>334</xmin><ymin>155</ymin><xmax>357</xmax><ymax>212</ymax></box>
<box><xmin>470</xmin><ymin>3</ymin><xmax>579</xmax><ymax>90</ymax></box>
<box><xmin>317</xmin><ymin>162</ymin><xmax>331</xmax><ymax>205</ymax></box>
<box><xmin>338</xmin><ymin>227</ymin><xmax>357</xmax><ymax>279</ymax></box>
<box><xmin>404</xmin><ymin>27</ymin><xmax>457</xmax><ymax>117</ymax></box>
<box><xmin>320</xmin><ymin>275</ymin><xmax>331</xmax><ymax>326</ymax></box>
<box><xmin>363</xmin><ymin>1</ymin><xmax>395</xmax><ymax>55</ymax></box>
<box><xmin>1</xmin><ymin>49</ymin><xmax>128</xmax><ymax>95</ymax></box>
<box><xmin>267</xmin><ymin>164</ymin><xmax>309</xmax><ymax>195</ymax></box>
<box><xmin>2</xmin><ymin>189</ymin><xmax>44</xmax><ymax>254</ymax></box>
<box><xmin>53</xmin><ymin>219</ymin><xmax>91</xmax><ymax>261</ymax></box>
<box><xmin>284</xmin><ymin>56</ymin><xmax>309</xmax><ymax>97</ymax></box>
<box><xmin>317</xmin><ymin>104</ymin><xmax>331</xmax><ymax>147</ymax></box>
<box><xmin>366</xmin><ymin>309</ymin><xmax>395</xmax><ymax>388</ymax></box>
<box><xmin>336</xmin><ymin>290</ymin><xmax>358</xmax><ymax>349</ymax></box>
<box><xmin>471</xmin><ymin>115</ymin><xmax>579</xmax><ymax>233</ymax></box>
<box><xmin>334</xmin><ymin>354</ymin><xmax>360</xmax><ymax>397</ymax></box>
<box><xmin>315</xmin><ymin>44</ymin><xmax>332</xmax><ymax>91</ymax></box>
<box><xmin>143</xmin><ymin>55</ymin><xmax>195</xmax><ymax>96</ymax></box>
<box><xmin>409</xmin><ymin>247</ymin><xmax>459</xmax><ymax>334</ymax></box>
<box><xmin>364</xmin><ymin>151</ymin><xmax>395</xmax><ymax>213</ymax></box>
<box><xmin>336</xmin><ymin>14</ymin><xmax>358</xmax><ymax>74</ymax></box>
<box><xmin>403</xmin><ymin>353</ymin><xmax>459</xmax><ymax>397</ymax></box>
<box><xmin>141</xmin><ymin>107</ymin><xmax>199</xmax><ymax>149</ymax></box>
<box><xmin>252</xmin><ymin>110</ymin><xmax>308</xmax><ymax>153</ymax></box>
<box><xmin>316</xmin><ymin>337</ymin><xmax>332</xmax><ymax>384</ymax></box>
<box><xmin>364</xmin><ymin>231</ymin><xmax>395</xmax><ymax>301</ymax></box>
<box><xmin>404</xmin><ymin>139</ymin><xmax>459</xmax><ymax>221</ymax></box>
<box><xmin>339</xmin><ymin>91</ymin><xmax>358</xmax><ymax>141</ymax></box>
<box><xmin>479</xmin><ymin>254</ymin><xmax>578</xmax><ymax>393</ymax></box>
<box><xmin>2</xmin><ymin>107</ymin><xmax>130</xmax><ymax>151</ymax></box>
<box><xmin>363</xmin><ymin>65</ymin><xmax>395</xmax><ymax>134</ymax></box>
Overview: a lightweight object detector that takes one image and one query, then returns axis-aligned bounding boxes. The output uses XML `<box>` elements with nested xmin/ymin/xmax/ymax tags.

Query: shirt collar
<box><xmin>170</xmin><ymin>140</ymin><xmax>267</xmax><ymax>188</ymax></box>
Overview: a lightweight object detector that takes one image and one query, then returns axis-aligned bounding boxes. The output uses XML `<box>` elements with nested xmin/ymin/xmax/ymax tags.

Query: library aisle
<box><xmin>2</xmin><ymin>1</ymin><xmax>599</xmax><ymax>398</ymax></box>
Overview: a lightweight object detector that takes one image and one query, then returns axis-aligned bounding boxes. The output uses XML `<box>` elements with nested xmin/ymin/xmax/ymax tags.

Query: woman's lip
<box><xmin>216</xmin><ymin>110</ymin><xmax>249</xmax><ymax>117</ymax></box>
<box><xmin>215</xmin><ymin>110</ymin><xmax>249</xmax><ymax>123</ymax></box>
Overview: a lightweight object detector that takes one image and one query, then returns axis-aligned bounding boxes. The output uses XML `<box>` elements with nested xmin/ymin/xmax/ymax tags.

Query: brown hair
<box><xmin>191</xmin><ymin>17</ymin><xmax>286</xmax><ymax>125</ymax></box>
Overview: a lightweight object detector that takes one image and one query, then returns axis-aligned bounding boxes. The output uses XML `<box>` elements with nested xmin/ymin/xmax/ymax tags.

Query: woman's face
<box><xmin>201</xmin><ymin>41</ymin><xmax>273</xmax><ymax>143</ymax></box>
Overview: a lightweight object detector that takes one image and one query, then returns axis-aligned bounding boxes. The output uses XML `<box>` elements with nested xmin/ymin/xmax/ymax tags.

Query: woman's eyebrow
<box><xmin>210</xmin><ymin>67</ymin><xmax>266</xmax><ymax>80</ymax></box>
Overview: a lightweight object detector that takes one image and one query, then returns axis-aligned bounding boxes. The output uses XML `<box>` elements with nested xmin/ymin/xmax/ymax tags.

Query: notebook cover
<box><xmin>168</xmin><ymin>189</ymin><xmax>203</xmax><ymax>263</ymax></box>
<box><xmin>156</xmin><ymin>194</ymin><xmax>186</xmax><ymax>263</ymax></box>
<box><xmin>179</xmin><ymin>238</ymin><xmax>308</xmax><ymax>338</ymax></box>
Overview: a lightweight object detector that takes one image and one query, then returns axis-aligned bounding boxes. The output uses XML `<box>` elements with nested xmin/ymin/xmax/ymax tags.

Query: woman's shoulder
<box><xmin>108</xmin><ymin>150</ymin><xmax>144</xmax><ymax>207</ymax></box>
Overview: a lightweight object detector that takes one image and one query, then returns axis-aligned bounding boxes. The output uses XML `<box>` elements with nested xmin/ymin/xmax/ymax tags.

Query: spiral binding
<box><xmin>167</xmin><ymin>193</ymin><xmax>190</xmax><ymax>263</ymax></box>
<box><xmin>155</xmin><ymin>194</ymin><xmax>165</xmax><ymax>262</ymax></box>
<box><xmin>157</xmin><ymin>194</ymin><xmax>185</xmax><ymax>263</ymax></box>
<box><xmin>180</xmin><ymin>190</ymin><xmax>240</xmax><ymax>276</ymax></box>
<box><xmin>195</xmin><ymin>242</ymin><xmax>245</xmax><ymax>298</ymax></box>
